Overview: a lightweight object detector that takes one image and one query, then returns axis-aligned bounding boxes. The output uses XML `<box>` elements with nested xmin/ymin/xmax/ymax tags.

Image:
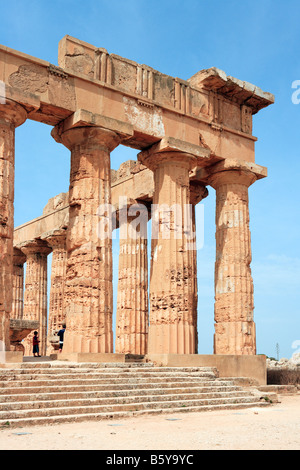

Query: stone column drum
<box><xmin>0</xmin><ymin>99</ymin><xmax>27</xmax><ymax>351</ymax></box>
<box><xmin>209</xmin><ymin>169</ymin><xmax>257</xmax><ymax>355</ymax></box>
<box><xmin>115</xmin><ymin>206</ymin><xmax>149</xmax><ymax>355</ymax></box>
<box><xmin>42</xmin><ymin>231</ymin><xmax>67</xmax><ymax>354</ymax></box>
<box><xmin>20</xmin><ymin>240</ymin><xmax>51</xmax><ymax>356</ymax></box>
<box><xmin>11</xmin><ymin>248</ymin><xmax>26</xmax><ymax>319</ymax></box>
<box><xmin>59</xmin><ymin>126</ymin><xmax>120</xmax><ymax>354</ymax></box>
<box><xmin>139</xmin><ymin>150</ymin><xmax>197</xmax><ymax>355</ymax></box>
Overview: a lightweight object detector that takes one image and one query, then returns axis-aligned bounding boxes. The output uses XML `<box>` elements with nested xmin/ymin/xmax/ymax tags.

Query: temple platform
<box><xmin>54</xmin><ymin>353</ymin><xmax>266</xmax><ymax>385</ymax></box>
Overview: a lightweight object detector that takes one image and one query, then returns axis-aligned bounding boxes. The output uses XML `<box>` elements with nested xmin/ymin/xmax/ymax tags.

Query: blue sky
<box><xmin>1</xmin><ymin>0</ymin><xmax>299</xmax><ymax>358</ymax></box>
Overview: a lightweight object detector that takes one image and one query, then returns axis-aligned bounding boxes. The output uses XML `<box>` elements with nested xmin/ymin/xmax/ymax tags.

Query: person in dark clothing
<box><xmin>32</xmin><ymin>331</ymin><xmax>41</xmax><ymax>357</ymax></box>
<box><xmin>57</xmin><ymin>324</ymin><xmax>66</xmax><ymax>353</ymax></box>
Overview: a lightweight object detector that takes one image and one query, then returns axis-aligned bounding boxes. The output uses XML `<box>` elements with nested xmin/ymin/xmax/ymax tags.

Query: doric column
<box><xmin>59</xmin><ymin>126</ymin><xmax>120</xmax><ymax>354</ymax></box>
<box><xmin>20</xmin><ymin>240</ymin><xmax>51</xmax><ymax>356</ymax></box>
<box><xmin>115</xmin><ymin>204</ymin><xmax>149</xmax><ymax>355</ymax></box>
<box><xmin>139</xmin><ymin>149</ymin><xmax>197</xmax><ymax>355</ymax></box>
<box><xmin>189</xmin><ymin>182</ymin><xmax>209</xmax><ymax>354</ymax></box>
<box><xmin>41</xmin><ymin>230</ymin><xmax>67</xmax><ymax>354</ymax></box>
<box><xmin>208</xmin><ymin>168</ymin><xmax>258</xmax><ymax>355</ymax></box>
<box><xmin>0</xmin><ymin>99</ymin><xmax>27</xmax><ymax>350</ymax></box>
<box><xmin>11</xmin><ymin>248</ymin><xmax>26</xmax><ymax>320</ymax></box>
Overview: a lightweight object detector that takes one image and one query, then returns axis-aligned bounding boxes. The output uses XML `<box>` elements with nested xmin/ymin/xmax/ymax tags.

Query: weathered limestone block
<box><xmin>41</xmin><ymin>229</ymin><xmax>67</xmax><ymax>354</ymax></box>
<box><xmin>208</xmin><ymin>168</ymin><xmax>258</xmax><ymax>355</ymax></box>
<box><xmin>11</xmin><ymin>248</ymin><xmax>26</xmax><ymax>320</ymax></box>
<box><xmin>42</xmin><ymin>191</ymin><xmax>69</xmax><ymax>215</ymax></box>
<box><xmin>115</xmin><ymin>206</ymin><xmax>149</xmax><ymax>355</ymax></box>
<box><xmin>0</xmin><ymin>99</ymin><xmax>27</xmax><ymax>350</ymax></box>
<box><xmin>19</xmin><ymin>239</ymin><xmax>51</xmax><ymax>356</ymax></box>
<box><xmin>139</xmin><ymin>147</ymin><xmax>198</xmax><ymax>355</ymax></box>
<box><xmin>58</xmin><ymin>126</ymin><xmax>120</xmax><ymax>354</ymax></box>
<box><xmin>9</xmin><ymin>318</ymin><xmax>39</xmax><ymax>354</ymax></box>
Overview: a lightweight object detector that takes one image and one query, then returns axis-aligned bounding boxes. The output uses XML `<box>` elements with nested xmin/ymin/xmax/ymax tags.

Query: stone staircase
<box><xmin>0</xmin><ymin>362</ymin><xmax>272</xmax><ymax>428</ymax></box>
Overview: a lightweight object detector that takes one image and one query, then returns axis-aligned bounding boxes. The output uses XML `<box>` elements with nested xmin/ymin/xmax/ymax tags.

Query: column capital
<box><xmin>13</xmin><ymin>247</ymin><xmax>26</xmax><ymax>266</ymax></box>
<box><xmin>196</xmin><ymin>159</ymin><xmax>267</xmax><ymax>189</ymax></box>
<box><xmin>189</xmin><ymin>181</ymin><xmax>208</xmax><ymax>205</ymax></box>
<box><xmin>18</xmin><ymin>239</ymin><xmax>52</xmax><ymax>257</ymax></box>
<box><xmin>52</xmin><ymin>125</ymin><xmax>121</xmax><ymax>153</ymax></box>
<box><xmin>139</xmin><ymin>149</ymin><xmax>197</xmax><ymax>172</ymax></box>
<box><xmin>41</xmin><ymin>229</ymin><xmax>67</xmax><ymax>249</ymax></box>
<box><xmin>209</xmin><ymin>169</ymin><xmax>257</xmax><ymax>189</ymax></box>
<box><xmin>0</xmin><ymin>99</ymin><xmax>27</xmax><ymax>127</ymax></box>
<box><xmin>138</xmin><ymin>136</ymin><xmax>209</xmax><ymax>171</ymax></box>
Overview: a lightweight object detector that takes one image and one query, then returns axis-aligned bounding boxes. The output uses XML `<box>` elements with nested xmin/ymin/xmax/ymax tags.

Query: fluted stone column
<box><xmin>0</xmin><ymin>100</ymin><xmax>27</xmax><ymax>351</ymax></box>
<box><xmin>42</xmin><ymin>231</ymin><xmax>67</xmax><ymax>354</ymax></box>
<box><xmin>20</xmin><ymin>240</ymin><xmax>51</xmax><ymax>356</ymax></box>
<box><xmin>11</xmin><ymin>248</ymin><xmax>26</xmax><ymax>320</ymax></box>
<box><xmin>139</xmin><ymin>150</ymin><xmax>197</xmax><ymax>354</ymax></box>
<box><xmin>115</xmin><ymin>206</ymin><xmax>149</xmax><ymax>355</ymax></box>
<box><xmin>189</xmin><ymin>182</ymin><xmax>209</xmax><ymax>354</ymax></box>
<box><xmin>59</xmin><ymin>126</ymin><xmax>121</xmax><ymax>354</ymax></box>
<box><xmin>209</xmin><ymin>169</ymin><xmax>257</xmax><ymax>355</ymax></box>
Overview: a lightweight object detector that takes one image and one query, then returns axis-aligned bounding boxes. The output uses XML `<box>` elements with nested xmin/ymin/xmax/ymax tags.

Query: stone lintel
<box><xmin>9</xmin><ymin>319</ymin><xmax>40</xmax><ymax>342</ymax></box>
<box><xmin>0</xmin><ymin>85</ymin><xmax>40</xmax><ymax>117</ymax></box>
<box><xmin>52</xmin><ymin>108</ymin><xmax>134</xmax><ymax>144</ymax></box>
<box><xmin>188</xmin><ymin>67</ymin><xmax>275</xmax><ymax>114</ymax></box>
<box><xmin>193</xmin><ymin>158</ymin><xmax>268</xmax><ymax>186</ymax></box>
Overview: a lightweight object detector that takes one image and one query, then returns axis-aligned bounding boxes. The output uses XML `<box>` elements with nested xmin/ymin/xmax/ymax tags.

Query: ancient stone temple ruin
<box><xmin>0</xmin><ymin>36</ymin><xmax>274</xmax><ymax>378</ymax></box>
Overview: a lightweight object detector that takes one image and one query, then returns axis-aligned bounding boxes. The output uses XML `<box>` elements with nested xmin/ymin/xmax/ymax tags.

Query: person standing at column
<box><xmin>32</xmin><ymin>331</ymin><xmax>41</xmax><ymax>357</ymax></box>
<box><xmin>57</xmin><ymin>324</ymin><xmax>66</xmax><ymax>353</ymax></box>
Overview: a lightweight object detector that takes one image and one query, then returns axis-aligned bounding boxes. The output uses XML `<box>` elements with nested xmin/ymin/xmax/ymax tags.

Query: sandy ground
<box><xmin>0</xmin><ymin>395</ymin><xmax>299</xmax><ymax>451</ymax></box>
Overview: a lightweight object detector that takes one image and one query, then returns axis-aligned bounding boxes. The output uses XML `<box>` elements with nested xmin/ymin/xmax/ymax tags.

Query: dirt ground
<box><xmin>0</xmin><ymin>395</ymin><xmax>299</xmax><ymax>451</ymax></box>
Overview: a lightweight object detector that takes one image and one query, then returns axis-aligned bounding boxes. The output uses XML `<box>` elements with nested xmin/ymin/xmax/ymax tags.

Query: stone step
<box><xmin>0</xmin><ymin>389</ymin><xmax>255</xmax><ymax>410</ymax></box>
<box><xmin>0</xmin><ymin>374</ymin><xmax>216</xmax><ymax>386</ymax></box>
<box><xmin>0</xmin><ymin>375</ymin><xmax>219</xmax><ymax>390</ymax></box>
<box><xmin>0</xmin><ymin>395</ymin><xmax>264</xmax><ymax>421</ymax></box>
<box><xmin>0</xmin><ymin>379</ymin><xmax>236</xmax><ymax>396</ymax></box>
<box><xmin>0</xmin><ymin>384</ymin><xmax>244</xmax><ymax>402</ymax></box>
<box><xmin>10</xmin><ymin>362</ymin><xmax>155</xmax><ymax>369</ymax></box>
<box><xmin>0</xmin><ymin>367</ymin><xmax>217</xmax><ymax>380</ymax></box>
<box><xmin>0</xmin><ymin>363</ymin><xmax>272</xmax><ymax>428</ymax></box>
<box><xmin>0</xmin><ymin>401</ymin><xmax>270</xmax><ymax>429</ymax></box>
<box><xmin>258</xmin><ymin>384</ymin><xmax>298</xmax><ymax>395</ymax></box>
<box><xmin>0</xmin><ymin>365</ymin><xmax>217</xmax><ymax>375</ymax></box>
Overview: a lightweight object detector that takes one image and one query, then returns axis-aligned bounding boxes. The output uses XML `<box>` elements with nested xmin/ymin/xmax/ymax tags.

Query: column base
<box><xmin>146</xmin><ymin>353</ymin><xmax>267</xmax><ymax>385</ymax></box>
